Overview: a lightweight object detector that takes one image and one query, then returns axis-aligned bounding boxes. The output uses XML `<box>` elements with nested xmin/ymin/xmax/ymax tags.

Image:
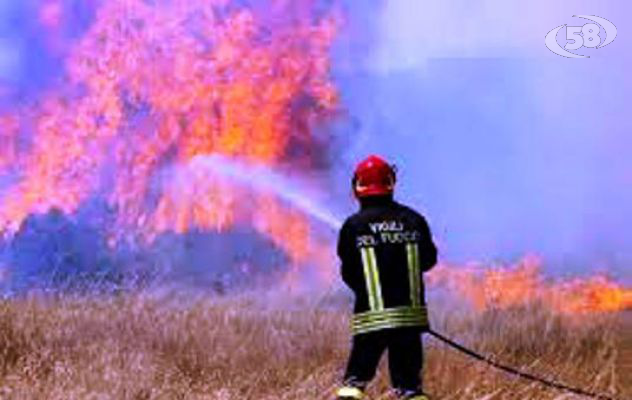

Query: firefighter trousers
<box><xmin>343</xmin><ymin>326</ymin><xmax>424</xmax><ymax>395</ymax></box>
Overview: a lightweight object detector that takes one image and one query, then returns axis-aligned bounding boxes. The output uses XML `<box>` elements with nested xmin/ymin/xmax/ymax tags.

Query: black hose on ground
<box><xmin>427</xmin><ymin>329</ymin><xmax>624</xmax><ymax>400</ymax></box>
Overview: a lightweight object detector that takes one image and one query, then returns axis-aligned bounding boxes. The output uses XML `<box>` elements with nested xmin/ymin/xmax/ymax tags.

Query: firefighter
<box><xmin>336</xmin><ymin>155</ymin><xmax>437</xmax><ymax>400</ymax></box>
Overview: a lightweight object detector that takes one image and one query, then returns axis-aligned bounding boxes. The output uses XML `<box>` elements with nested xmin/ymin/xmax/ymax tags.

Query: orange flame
<box><xmin>427</xmin><ymin>256</ymin><xmax>632</xmax><ymax>314</ymax></box>
<box><xmin>0</xmin><ymin>0</ymin><xmax>340</xmax><ymax>279</ymax></box>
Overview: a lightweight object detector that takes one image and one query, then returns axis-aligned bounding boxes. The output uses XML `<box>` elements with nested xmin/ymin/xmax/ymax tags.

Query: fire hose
<box><xmin>426</xmin><ymin>328</ymin><xmax>623</xmax><ymax>400</ymax></box>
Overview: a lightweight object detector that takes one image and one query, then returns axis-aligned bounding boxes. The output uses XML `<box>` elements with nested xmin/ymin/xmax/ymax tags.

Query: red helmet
<box><xmin>352</xmin><ymin>155</ymin><xmax>397</xmax><ymax>198</ymax></box>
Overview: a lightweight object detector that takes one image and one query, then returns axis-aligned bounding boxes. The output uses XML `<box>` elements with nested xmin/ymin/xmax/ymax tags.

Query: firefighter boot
<box><xmin>396</xmin><ymin>389</ymin><xmax>430</xmax><ymax>400</ymax></box>
<box><xmin>335</xmin><ymin>385</ymin><xmax>365</xmax><ymax>400</ymax></box>
<box><xmin>400</xmin><ymin>394</ymin><xmax>430</xmax><ymax>400</ymax></box>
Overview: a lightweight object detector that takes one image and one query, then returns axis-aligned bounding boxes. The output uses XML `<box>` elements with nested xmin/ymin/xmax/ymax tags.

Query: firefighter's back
<box><xmin>339</xmin><ymin>198</ymin><xmax>437</xmax><ymax>334</ymax></box>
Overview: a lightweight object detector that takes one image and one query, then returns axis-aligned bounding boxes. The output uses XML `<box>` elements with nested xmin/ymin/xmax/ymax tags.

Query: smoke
<box><xmin>330</xmin><ymin>0</ymin><xmax>632</xmax><ymax>282</ymax></box>
<box><xmin>0</xmin><ymin>202</ymin><xmax>289</xmax><ymax>294</ymax></box>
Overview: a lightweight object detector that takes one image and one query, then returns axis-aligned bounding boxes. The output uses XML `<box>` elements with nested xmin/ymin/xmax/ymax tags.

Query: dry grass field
<box><xmin>0</xmin><ymin>292</ymin><xmax>628</xmax><ymax>400</ymax></box>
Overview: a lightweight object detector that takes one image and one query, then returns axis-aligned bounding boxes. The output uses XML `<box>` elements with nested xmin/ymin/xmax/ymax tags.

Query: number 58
<box><xmin>565</xmin><ymin>23</ymin><xmax>601</xmax><ymax>50</ymax></box>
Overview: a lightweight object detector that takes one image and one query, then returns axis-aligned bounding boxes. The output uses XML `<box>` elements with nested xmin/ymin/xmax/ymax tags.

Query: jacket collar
<box><xmin>359</xmin><ymin>194</ymin><xmax>394</xmax><ymax>210</ymax></box>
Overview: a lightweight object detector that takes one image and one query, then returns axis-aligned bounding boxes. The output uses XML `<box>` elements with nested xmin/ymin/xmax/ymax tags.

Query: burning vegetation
<box><xmin>0</xmin><ymin>0</ymin><xmax>339</xmax><ymax>283</ymax></box>
<box><xmin>428</xmin><ymin>257</ymin><xmax>632</xmax><ymax>315</ymax></box>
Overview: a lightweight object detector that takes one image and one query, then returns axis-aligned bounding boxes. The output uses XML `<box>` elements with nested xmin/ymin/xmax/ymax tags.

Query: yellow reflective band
<box><xmin>351</xmin><ymin>306</ymin><xmax>429</xmax><ymax>335</ymax></box>
<box><xmin>361</xmin><ymin>247</ymin><xmax>377</xmax><ymax>310</ymax></box>
<box><xmin>368</xmin><ymin>247</ymin><xmax>384</xmax><ymax>310</ymax></box>
<box><xmin>352</xmin><ymin>318</ymin><xmax>428</xmax><ymax>335</ymax></box>
<box><xmin>352</xmin><ymin>306</ymin><xmax>427</xmax><ymax>321</ymax></box>
<box><xmin>353</xmin><ymin>315</ymin><xmax>426</xmax><ymax>324</ymax></box>
<box><xmin>353</xmin><ymin>317</ymin><xmax>425</xmax><ymax>330</ymax></box>
<box><xmin>336</xmin><ymin>386</ymin><xmax>365</xmax><ymax>399</ymax></box>
<box><xmin>407</xmin><ymin>243</ymin><xmax>421</xmax><ymax>307</ymax></box>
<box><xmin>353</xmin><ymin>312</ymin><xmax>427</xmax><ymax>326</ymax></box>
<box><xmin>360</xmin><ymin>246</ymin><xmax>383</xmax><ymax>311</ymax></box>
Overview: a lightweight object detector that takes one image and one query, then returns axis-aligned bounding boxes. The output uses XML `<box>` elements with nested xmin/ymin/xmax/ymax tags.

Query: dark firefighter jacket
<box><xmin>338</xmin><ymin>196</ymin><xmax>437</xmax><ymax>335</ymax></box>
